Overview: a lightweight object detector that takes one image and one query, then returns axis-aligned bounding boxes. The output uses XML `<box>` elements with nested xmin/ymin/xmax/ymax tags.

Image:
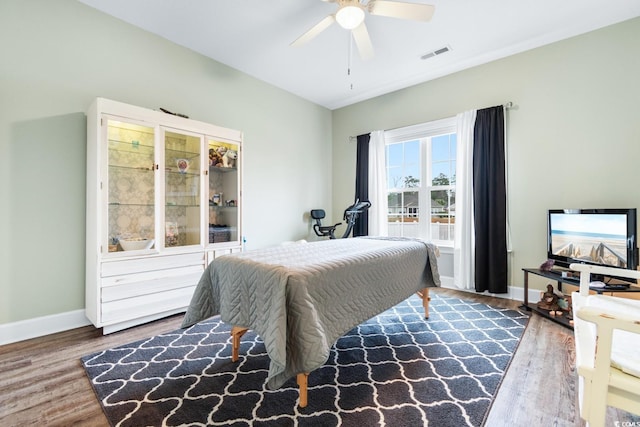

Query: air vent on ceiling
<box><xmin>420</xmin><ymin>45</ymin><xmax>451</xmax><ymax>60</ymax></box>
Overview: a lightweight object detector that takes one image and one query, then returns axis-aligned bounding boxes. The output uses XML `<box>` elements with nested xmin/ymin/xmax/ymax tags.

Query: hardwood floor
<box><xmin>1</xmin><ymin>288</ymin><xmax>638</xmax><ymax>426</ymax></box>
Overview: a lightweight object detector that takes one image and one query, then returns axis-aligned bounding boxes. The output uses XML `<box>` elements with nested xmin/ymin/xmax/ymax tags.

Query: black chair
<box><xmin>310</xmin><ymin>209</ymin><xmax>341</xmax><ymax>239</ymax></box>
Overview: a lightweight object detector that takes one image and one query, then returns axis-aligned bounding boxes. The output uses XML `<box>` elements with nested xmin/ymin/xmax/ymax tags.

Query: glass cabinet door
<box><xmin>164</xmin><ymin>129</ymin><xmax>203</xmax><ymax>248</ymax></box>
<box><xmin>106</xmin><ymin>118</ymin><xmax>156</xmax><ymax>253</ymax></box>
<box><xmin>207</xmin><ymin>139</ymin><xmax>240</xmax><ymax>245</ymax></box>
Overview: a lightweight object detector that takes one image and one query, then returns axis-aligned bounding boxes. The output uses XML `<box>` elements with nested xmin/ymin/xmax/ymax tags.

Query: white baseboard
<box><xmin>0</xmin><ymin>309</ymin><xmax>91</xmax><ymax>346</ymax></box>
<box><xmin>439</xmin><ymin>277</ymin><xmax>537</xmax><ymax>306</ymax></box>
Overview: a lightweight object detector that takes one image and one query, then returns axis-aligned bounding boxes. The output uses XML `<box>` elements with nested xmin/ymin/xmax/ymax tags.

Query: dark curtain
<box><xmin>353</xmin><ymin>133</ymin><xmax>370</xmax><ymax>237</ymax></box>
<box><xmin>473</xmin><ymin>106</ymin><xmax>508</xmax><ymax>293</ymax></box>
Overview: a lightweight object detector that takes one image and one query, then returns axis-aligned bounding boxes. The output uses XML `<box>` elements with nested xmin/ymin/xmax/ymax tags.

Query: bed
<box><xmin>181</xmin><ymin>237</ymin><xmax>440</xmax><ymax>406</ymax></box>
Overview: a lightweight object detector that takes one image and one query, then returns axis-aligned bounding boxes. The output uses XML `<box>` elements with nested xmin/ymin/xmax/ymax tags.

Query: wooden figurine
<box><xmin>537</xmin><ymin>283</ymin><xmax>560</xmax><ymax>311</ymax></box>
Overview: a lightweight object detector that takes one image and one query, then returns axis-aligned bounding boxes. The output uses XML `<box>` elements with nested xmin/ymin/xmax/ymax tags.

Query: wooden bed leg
<box><xmin>416</xmin><ymin>288</ymin><xmax>431</xmax><ymax>319</ymax></box>
<box><xmin>297</xmin><ymin>373</ymin><xmax>309</xmax><ymax>408</ymax></box>
<box><xmin>230</xmin><ymin>326</ymin><xmax>248</xmax><ymax>362</ymax></box>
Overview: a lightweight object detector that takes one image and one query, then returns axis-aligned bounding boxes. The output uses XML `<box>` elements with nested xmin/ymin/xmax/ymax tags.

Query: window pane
<box><xmin>387</xmin><ymin>166</ymin><xmax>403</xmax><ymax>189</ymax></box>
<box><xmin>431</xmin><ymin>133</ymin><xmax>456</xmax><ymax>185</ymax></box>
<box><xmin>385</xmin><ymin>125</ymin><xmax>457</xmax><ymax>244</ymax></box>
<box><xmin>388</xmin><ymin>192</ymin><xmax>402</xmax><ymax>222</ymax></box>
<box><xmin>404</xmin><ymin>140</ymin><xmax>420</xmax><ymax>163</ymax></box>
<box><xmin>404</xmin><ymin>191</ymin><xmax>419</xmax><ymax>220</ymax></box>
<box><xmin>387</xmin><ymin>143</ymin><xmax>403</xmax><ymax>168</ymax></box>
<box><xmin>387</xmin><ymin>140</ymin><xmax>421</xmax><ymax>189</ymax></box>
<box><xmin>387</xmin><ymin>191</ymin><xmax>420</xmax><ymax>221</ymax></box>
<box><xmin>431</xmin><ymin>135</ymin><xmax>450</xmax><ymax>161</ymax></box>
<box><xmin>430</xmin><ymin>189</ymin><xmax>455</xmax><ymax>241</ymax></box>
<box><xmin>431</xmin><ymin>189</ymin><xmax>448</xmax><ymax>213</ymax></box>
<box><xmin>402</xmin><ymin>174</ymin><xmax>420</xmax><ymax>188</ymax></box>
<box><xmin>404</xmin><ymin>141</ymin><xmax>420</xmax><ymax>188</ymax></box>
<box><xmin>432</xmin><ymin>165</ymin><xmax>451</xmax><ymax>185</ymax></box>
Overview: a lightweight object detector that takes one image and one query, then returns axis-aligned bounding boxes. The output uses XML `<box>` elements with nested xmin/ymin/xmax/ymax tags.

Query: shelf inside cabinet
<box><xmin>166</xmin><ymin>203</ymin><xmax>201</xmax><ymax>208</ymax></box>
<box><xmin>165</xmin><ymin>146</ymin><xmax>200</xmax><ymax>159</ymax></box>
<box><xmin>209</xmin><ymin>203</ymin><xmax>237</xmax><ymax>208</ymax></box>
<box><xmin>109</xmin><ymin>202</ymin><xmax>154</xmax><ymax>207</ymax></box>
<box><xmin>164</xmin><ymin>168</ymin><xmax>200</xmax><ymax>177</ymax></box>
<box><xmin>109</xmin><ymin>164</ymin><xmax>155</xmax><ymax>173</ymax></box>
<box><xmin>108</xmin><ymin>138</ymin><xmax>154</xmax><ymax>153</ymax></box>
<box><xmin>209</xmin><ymin>166</ymin><xmax>237</xmax><ymax>173</ymax></box>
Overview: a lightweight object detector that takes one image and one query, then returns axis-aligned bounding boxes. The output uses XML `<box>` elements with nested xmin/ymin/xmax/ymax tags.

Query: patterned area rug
<box><xmin>82</xmin><ymin>293</ymin><xmax>528</xmax><ymax>427</ymax></box>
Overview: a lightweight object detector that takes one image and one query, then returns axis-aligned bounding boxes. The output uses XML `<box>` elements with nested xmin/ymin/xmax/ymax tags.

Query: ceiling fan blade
<box><xmin>368</xmin><ymin>0</ymin><xmax>435</xmax><ymax>22</ymax></box>
<box><xmin>352</xmin><ymin>22</ymin><xmax>374</xmax><ymax>60</ymax></box>
<box><xmin>291</xmin><ymin>15</ymin><xmax>336</xmax><ymax>47</ymax></box>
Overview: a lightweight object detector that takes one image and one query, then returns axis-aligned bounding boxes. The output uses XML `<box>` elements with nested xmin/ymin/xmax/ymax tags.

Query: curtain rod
<box><xmin>347</xmin><ymin>101</ymin><xmax>514</xmax><ymax>142</ymax></box>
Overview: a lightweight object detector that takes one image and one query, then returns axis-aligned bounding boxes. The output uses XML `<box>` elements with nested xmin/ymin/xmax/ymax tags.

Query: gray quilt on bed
<box><xmin>181</xmin><ymin>237</ymin><xmax>440</xmax><ymax>389</ymax></box>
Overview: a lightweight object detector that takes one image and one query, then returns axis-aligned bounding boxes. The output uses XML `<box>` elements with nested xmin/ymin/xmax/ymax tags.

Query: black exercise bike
<box><xmin>310</xmin><ymin>199</ymin><xmax>371</xmax><ymax>239</ymax></box>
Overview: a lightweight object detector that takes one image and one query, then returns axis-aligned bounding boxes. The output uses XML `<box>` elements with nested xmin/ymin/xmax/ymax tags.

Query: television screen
<box><xmin>548</xmin><ymin>209</ymin><xmax>636</xmax><ymax>270</ymax></box>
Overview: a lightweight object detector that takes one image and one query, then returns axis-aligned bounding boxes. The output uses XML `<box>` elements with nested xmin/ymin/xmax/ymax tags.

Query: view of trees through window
<box><xmin>386</xmin><ymin>132</ymin><xmax>456</xmax><ymax>243</ymax></box>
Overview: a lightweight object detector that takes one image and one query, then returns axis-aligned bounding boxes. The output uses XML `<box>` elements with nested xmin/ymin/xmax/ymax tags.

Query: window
<box><xmin>385</xmin><ymin>118</ymin><xmax>457</xmax><ymax>245</ymax></box>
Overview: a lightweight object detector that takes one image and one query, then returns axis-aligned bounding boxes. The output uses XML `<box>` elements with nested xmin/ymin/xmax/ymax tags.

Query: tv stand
<box><xmin>547</xmin><ymin>268</ymin><xmax>606</xmax><ymax>283</ymax></box>
<box><xmin>521</xmin><ymin>268</ymin><xmax>640</xmax><ymax>329</ymax></box>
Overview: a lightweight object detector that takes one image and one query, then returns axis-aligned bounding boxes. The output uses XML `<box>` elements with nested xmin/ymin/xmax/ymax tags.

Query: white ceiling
<box><xmin>78</xmin><ymin>0</ymin><xmax>640</xmax><ymax>110</ymax></box>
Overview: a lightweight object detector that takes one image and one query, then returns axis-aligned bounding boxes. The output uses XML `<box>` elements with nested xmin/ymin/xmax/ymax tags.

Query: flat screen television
<box><xmin>547</xmin><ymin>209</ymin><xmax>638</xmax><ymax>277</ymax></box>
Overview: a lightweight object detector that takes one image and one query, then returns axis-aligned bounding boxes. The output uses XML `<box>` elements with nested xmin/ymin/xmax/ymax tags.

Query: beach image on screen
<box><xmin>550</xmin><ymin>214</ymin><xmax>628</xmax><ymax>267</ymax></box>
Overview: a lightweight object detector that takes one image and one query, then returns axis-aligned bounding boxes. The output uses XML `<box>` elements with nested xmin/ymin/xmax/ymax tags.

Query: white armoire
<box><xmin>86</xmin><ymin>98</ymin><xmax>242</xmax><ymax>333</ymax></box>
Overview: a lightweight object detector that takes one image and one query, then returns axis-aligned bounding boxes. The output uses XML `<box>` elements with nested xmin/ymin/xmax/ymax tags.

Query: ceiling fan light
<box><xmin>336</xmin><ymin>5</ymin><xmax>365</xmax><ymax>30</ymax></box>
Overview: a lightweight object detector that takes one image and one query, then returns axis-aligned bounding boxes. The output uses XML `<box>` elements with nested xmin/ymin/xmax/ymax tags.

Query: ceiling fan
<box><xmin>291</xmin><ymin>0</ymin><xmax>435</xmax><ymax>60</ymax></box>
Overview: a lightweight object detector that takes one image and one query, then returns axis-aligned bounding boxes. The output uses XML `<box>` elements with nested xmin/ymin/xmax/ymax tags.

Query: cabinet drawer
<box><xmin>101</xmin><ymin>266</ymin><xmax>204</xmax><ymax>302</ymax></box>
<box><xmin>101</xmin><ymin>286</ymin><xmax>195</xmax><ymax>325</ymax></box>
<box><xmin>101</xmin><ymin>252</ymin><xmax>205</xmax><ymax>277</ymax></box>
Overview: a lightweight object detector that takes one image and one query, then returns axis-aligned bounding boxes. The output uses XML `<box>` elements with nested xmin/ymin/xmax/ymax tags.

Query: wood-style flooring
<box><xmin>0</xmin><ymin>288</ymin><xmax>637</xmax><ymax>426</ymax></box>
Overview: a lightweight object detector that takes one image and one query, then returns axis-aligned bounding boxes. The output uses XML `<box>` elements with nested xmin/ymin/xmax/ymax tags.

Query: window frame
<box><xmin>385</xmin><ymin>117</ymin><xmax>457</xmax><ymax>246</ymax></box>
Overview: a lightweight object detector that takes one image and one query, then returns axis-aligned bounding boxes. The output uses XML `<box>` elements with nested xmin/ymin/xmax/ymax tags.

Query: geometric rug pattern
<box><xmin>82</xmin><ymin>293</ymin><xmax>528</xmax><ymax>427</ymax></box>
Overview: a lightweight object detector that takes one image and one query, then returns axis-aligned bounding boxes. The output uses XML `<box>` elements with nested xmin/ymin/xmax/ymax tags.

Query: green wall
<box><xmin>2</xmin><ymin>0</ymin><xmax>639</xmax><ymax>327</ymax></box>
<box><xmin>0</xmin><ymin>0</ymin><xmax>332</xmax><ymax>324</ymax></box>
<box><xmin>331</xmin><ymin>17</ymin><xmax>640</xmax><ymax>290</ymax></box>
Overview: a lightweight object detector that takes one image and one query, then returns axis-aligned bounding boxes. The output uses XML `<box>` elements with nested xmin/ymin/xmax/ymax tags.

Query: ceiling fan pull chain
<box><xmin>348</xmin><ymin>32</ymin><xmax>354</xmax><ymax>90</ymax></box>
